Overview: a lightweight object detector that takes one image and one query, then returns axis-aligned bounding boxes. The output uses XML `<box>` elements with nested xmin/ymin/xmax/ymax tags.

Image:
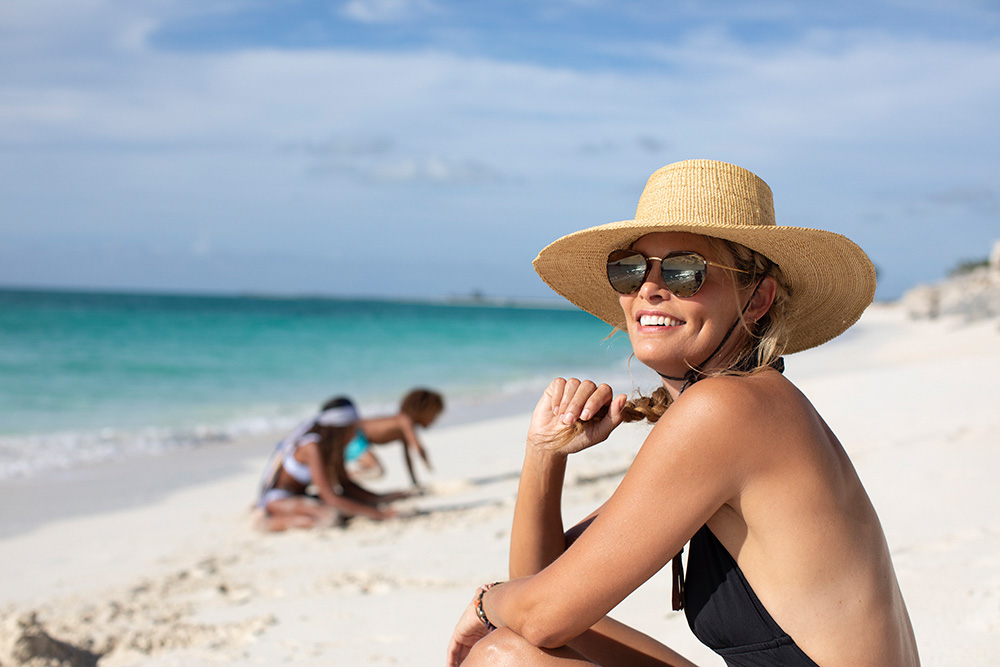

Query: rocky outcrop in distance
<box><xmin>902</xmin><ymin>240</ymin><xmax>1000</xmax><ymax>322</ymax></box>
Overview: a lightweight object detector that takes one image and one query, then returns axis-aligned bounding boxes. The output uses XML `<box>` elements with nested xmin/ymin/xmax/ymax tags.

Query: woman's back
<box><xmin>686</xmin><ymin>371</ymin><xmax>918</xmax><ymax>665</ymax></box>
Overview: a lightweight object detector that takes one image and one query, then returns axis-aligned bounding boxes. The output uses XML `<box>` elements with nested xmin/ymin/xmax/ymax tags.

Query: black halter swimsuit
<box><xmin>683</xmin><ymin>525</ymin><xmax>819</xmax><ymax>666</ymax></box>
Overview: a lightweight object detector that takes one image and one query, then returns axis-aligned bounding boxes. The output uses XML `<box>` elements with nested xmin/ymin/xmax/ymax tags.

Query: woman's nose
<box><xmin>637</xmin><ymin>259</ymin><xmax>673</xmax><ymax>300</ymax></box>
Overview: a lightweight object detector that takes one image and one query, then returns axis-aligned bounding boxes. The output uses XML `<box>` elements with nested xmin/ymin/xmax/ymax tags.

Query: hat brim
<box><xmin>533</xmin><ymin>219</ymin><xmax>876</xmax><ymax>355</ymax></box>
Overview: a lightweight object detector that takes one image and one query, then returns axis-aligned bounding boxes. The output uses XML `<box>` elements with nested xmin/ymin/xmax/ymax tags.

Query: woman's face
<box><xmin>618</xmin><ymin>232</ymin><xmax>753</xmax><ymax>380</ymax></box>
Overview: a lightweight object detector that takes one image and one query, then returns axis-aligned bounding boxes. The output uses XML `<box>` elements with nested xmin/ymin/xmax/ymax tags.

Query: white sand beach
<box><xmin>1</xmin><ymin>301</ymin><xmax>999</xmax><ymax>666</ymax></box>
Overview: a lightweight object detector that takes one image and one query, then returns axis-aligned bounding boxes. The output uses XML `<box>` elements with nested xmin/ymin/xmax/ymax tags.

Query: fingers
<box><xmin>579</xmin><ymin>385</ymin><xmax>617</xmax><ymax>423</ymax></box>
<box><xmin>445</xmin><ymin>637</ymin><xmax>466</xmax><ymax>667</ymax></box>
<box><xmin>605</xmin><ymin>393</ymin><xmax>628</xmax><ymax>432</ymax></box>
<box><xmin>546</xmin><ymin>378</ymin><xmax>615</xmax><ymax>425</ymax></box>
<box><xmin>447</xmin><ymin>643</ymin><xmax>471</xmax><ymax>667</ymax></box>
<box><xmin>531</xmin><ymin>378</ymin><xmax>626</xmax><ymax>454</ymax></box>
<box><xmin>446</xmin><ymin>602</ymin><xmax>485</xmax><ymax>667</ymax></box>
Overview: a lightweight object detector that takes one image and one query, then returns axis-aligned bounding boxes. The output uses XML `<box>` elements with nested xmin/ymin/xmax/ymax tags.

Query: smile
<box><xmin>638</xmin><ymin>314</ymin><xmax>684</xmax><ymax>327</ymax></box>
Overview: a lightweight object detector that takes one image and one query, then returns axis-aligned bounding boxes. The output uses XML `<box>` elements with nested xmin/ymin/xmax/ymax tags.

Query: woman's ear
<box><xmin>747</xmin><ymin>276</ymin><xmax>777</xmax><ymax>323</ymax></box>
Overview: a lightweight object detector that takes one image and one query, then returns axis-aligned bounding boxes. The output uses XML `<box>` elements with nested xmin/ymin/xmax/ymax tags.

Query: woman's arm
<box><xmin>481</xmin><ymin>380</ymin><xmax>754</xmax><ymax>648</ymax></box>
<box><xmin>510</xmin><ymin>378</ymin><xmax>626</xmax><ymax>578</ymax></box>
<box><xmin>508</xmin><ymin>445</ymin><xmax>568</xmax><ymax>577</ymax></box>
<box><xmin>450</xmin><ymin>379</ymin><xmax>625</xmax><ymax>664</ymax></box>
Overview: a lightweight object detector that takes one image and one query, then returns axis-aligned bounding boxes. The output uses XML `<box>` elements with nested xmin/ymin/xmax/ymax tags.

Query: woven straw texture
<box><xmin>532</xmin><ymin>160</ymin><xmax>876</xmax><ymax>355</ymax></box>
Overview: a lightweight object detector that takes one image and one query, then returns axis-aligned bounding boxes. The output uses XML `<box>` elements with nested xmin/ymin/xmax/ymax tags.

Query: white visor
<box><xmin>316</xmin><ymin>404</ymin><xmax>358</xmax><ymax>427</ymax></box>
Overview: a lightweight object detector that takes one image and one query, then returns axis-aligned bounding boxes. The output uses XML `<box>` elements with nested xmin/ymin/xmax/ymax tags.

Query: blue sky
<box><xmin>1</xmin><ymin>0</ymin><xmax>997</xmax><ymax>301</ymax></box>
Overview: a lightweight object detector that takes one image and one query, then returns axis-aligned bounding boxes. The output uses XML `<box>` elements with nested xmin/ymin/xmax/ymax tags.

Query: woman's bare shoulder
<box><xmin>665</xmin><ymin>369</ymin><xmax>792</xmax><ymax>420</ymax></box>
<box><xmin>656</xmin><ymin>370</ymin><xmax>818</xmax><ymax>460</ymax></box>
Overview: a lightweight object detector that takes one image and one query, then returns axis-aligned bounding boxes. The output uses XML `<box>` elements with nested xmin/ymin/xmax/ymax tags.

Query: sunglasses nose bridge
<box><xmin>637</xmin><ymin>257</ymin><xmax>677</xmax><ymax>298</ymax></box>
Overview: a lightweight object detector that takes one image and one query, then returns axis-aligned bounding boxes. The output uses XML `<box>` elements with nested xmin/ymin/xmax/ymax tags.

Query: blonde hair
<box><xmin>706</xmin><ymin>236</ymin><xmax>791</xmax><ymax>376</ymax></box>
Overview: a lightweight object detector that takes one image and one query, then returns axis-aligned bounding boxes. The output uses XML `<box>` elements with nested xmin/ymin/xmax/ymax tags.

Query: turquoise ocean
<box><xmin>0</xmin><ymin>288</ymin><xmax>649</xmax><ymax>481</ymax></box>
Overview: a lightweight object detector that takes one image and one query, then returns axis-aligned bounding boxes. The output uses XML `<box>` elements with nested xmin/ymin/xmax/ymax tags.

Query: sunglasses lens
<box><xmin>607</xmin><ymin>250</ymin><xmax>648</xmax><ymax>294</ymax></box>
<box><xmin>659</xmin><ymin>253</ymin><xmax>707</xmax><ymax>297</ymax></box>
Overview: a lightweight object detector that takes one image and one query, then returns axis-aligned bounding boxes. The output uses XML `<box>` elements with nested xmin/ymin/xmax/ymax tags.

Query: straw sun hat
<box><xmin>532</xmin><ymin>159</ymin><xmax>877</xmax><ymax>355</ymax></box>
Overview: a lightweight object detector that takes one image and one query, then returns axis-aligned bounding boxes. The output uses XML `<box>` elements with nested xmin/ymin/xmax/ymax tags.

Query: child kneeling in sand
<box><xmin>255</xmin><ymin>396</ymin><xmax>406</xmax><ymax>531</ymax></box>
<box><xmin>344</xmin><ymin>388</ymin><xmax>444</xmax><ymax>490</ymax></box>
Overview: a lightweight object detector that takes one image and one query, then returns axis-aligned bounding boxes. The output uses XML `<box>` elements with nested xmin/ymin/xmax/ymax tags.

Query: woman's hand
<box><xmin>446</xmin><ymin>597</ymin><xmax>490</xmax><ymax>667</ymax></box>
<box><xmin>527</xmin><ymin>378</ymin><xmax>627</xmax><ymax>456</ymax></box>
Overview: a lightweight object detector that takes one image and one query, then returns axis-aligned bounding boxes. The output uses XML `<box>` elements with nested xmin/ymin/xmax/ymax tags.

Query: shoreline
<box><xmin>0</xmin><ymin>356</ymin><xmax>635</xmax><ymax>488</ymax></box>
<box><xmin>0</xmin><ymin>389</ymin><xmax>552</xmax><ymax>541</ymax></box>
<box><xmin>1</xmin><ymin>302</ymin><xmax>998</xmax><ymax>664</ymax></box>
<box><xmin>0</xmin><ymin>435</ymin><xmax>273</xmax><ymax>542</ymax></box>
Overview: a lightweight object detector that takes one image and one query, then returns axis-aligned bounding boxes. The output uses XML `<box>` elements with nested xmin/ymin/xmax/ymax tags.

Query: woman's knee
<box><xmin>464</xmin><ymin>627</ymin><xmax>586</xmax><ymax>666</ymax></box>
<box><xmin>464</xmin><ymin>628</ymin><xmax>539</xmax><ymax>666</ymax></box>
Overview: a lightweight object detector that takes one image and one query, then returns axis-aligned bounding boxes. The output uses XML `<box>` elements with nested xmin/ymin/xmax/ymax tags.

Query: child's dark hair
<box><xmin>400</xmin><ymin>388</ymin><xmax>444</xmax><ymax>422</ymax></box>
<box><xmin>321</xmin><ymin>396</ymin><xmax>355</xmax><ymax>412</ymax></box>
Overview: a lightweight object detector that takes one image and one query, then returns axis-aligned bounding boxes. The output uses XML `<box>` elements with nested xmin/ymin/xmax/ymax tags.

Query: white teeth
<box><xmin>639</xmin><ymin>314</ymin><xmax>682</xmax><ymax>327</ymax></box>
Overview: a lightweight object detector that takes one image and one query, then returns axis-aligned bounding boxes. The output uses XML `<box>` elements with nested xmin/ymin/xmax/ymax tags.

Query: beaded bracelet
<box><xmin>475</xmin><ymin>581</ymin><xmax>503</xmax><ymax>631</ymax></box>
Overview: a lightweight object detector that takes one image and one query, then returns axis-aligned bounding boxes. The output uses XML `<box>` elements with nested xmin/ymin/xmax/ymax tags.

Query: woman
<box><xmin>447</xmin><ymin>160</ymin><xmax>918</xmax><ymax>666</ymax></box>
<box><xmin>256</xmin><ymin>396</ymin><xmax>399</xmax><ymax>531</ymax></box>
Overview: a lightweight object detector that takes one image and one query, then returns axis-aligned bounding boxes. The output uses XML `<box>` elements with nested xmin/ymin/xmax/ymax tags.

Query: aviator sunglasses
<box><xmin>606</xmin><ymin>249</ymin><xmax>747</xmax><ymax>297</ymax></box>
